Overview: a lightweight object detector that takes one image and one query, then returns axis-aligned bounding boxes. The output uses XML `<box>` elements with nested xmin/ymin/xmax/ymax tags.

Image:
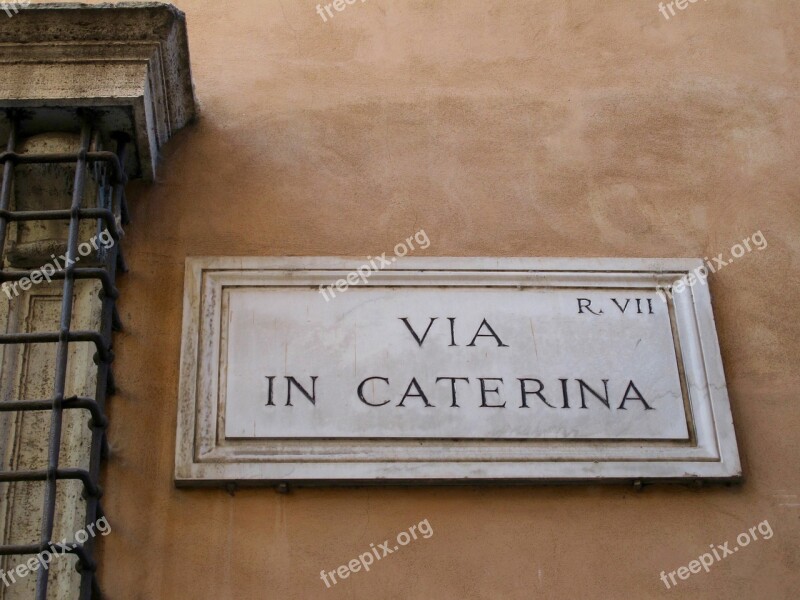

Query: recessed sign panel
<box><xmin>176</xmin><ymin>258</ymin><xmax>741</xmax><ymax>484</ymax></box>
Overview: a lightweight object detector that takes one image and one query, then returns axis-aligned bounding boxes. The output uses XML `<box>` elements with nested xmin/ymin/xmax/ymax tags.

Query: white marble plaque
<box><xmin>175</xmin><ymin>258</ymin><xmax>741</xmax><ymax>484</ymax></box>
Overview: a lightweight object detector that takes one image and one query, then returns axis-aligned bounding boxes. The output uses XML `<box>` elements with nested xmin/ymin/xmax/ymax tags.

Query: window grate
<box><xmin>0</xmin><ymin>109</ymin><xmax>129</xmax><ymax>600</ymax></box>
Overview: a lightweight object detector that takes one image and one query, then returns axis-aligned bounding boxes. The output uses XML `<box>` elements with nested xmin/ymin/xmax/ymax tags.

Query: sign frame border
<box><xmin>175</xmin><ymin>257</ymin><xmax>742</xmax><ymax>486</ymax></box>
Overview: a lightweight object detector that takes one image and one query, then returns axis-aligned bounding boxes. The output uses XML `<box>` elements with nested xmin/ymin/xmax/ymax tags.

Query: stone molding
<box><xmin>0</xmin><ymin>3</ymin><xmax>196</xmax><ymax>180</ymax></box>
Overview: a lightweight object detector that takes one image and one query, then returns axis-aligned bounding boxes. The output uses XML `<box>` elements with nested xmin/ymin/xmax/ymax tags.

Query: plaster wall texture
<box><xmin>35</xmin><ymin>0</ymin><xmax>798</xmax><ymax>598</ymax></box>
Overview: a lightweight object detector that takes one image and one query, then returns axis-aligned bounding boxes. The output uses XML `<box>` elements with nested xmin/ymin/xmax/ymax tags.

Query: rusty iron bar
<box><xmin>78</xmin><ymin>136</ymin><xmax>127</xmax><ymax>600</ymax></box>
<box><xmin>0</xmin><ymin>268</ymin><xmax>119</xmax><ymax>299</ymax></box>
<box><xmin>0</xmin><ymin>150</ymin><xmax>127</xmax><ymax>185</ymax></box>
<box><xmin>0</xmin><ymin>207</ymin><xmax>120</xmax><ymax>241</ymax></box>
<box><xmin>0</xmin><ymin>110</ymin><xmax>127</xmax><ymax>599</ymax></box>
<box><xmin>0</xmin><ymin>468</ymin><xmax>101</xmax><ymax>499</ymax></box>
<box><xmin>32</xmin><ymin>117</ymin><xmax>94</xmax><ymax>600</ymax></box>
<box><xmin>0</xmin><ymin>397</ymin><xmax>108</xmax><ymax>428</ymax></box>
<box><xmin>0</xmin><ymin>331</ymin><xmax>113</xmax><ymax>363</ymax></box>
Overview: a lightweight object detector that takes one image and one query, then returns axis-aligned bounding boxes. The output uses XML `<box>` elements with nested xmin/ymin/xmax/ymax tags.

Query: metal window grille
<box><xmin>0</xmin><ymin>109</ymin><xmax>129</xmax><ymax>599</ymax></box>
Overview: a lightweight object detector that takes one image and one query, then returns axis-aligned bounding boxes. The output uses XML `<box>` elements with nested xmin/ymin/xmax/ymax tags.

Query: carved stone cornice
<box><xmin>0</xmin><ymin>3</ymin><xmax>197</xmax><ymax>180</ymax></box>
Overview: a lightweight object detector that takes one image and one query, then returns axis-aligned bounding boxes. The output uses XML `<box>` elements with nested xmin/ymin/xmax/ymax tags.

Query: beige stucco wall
<box><xmin>52</xmin><ymin>0</ymin><xmax>799</xmax><ymax>597</ymax></box>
